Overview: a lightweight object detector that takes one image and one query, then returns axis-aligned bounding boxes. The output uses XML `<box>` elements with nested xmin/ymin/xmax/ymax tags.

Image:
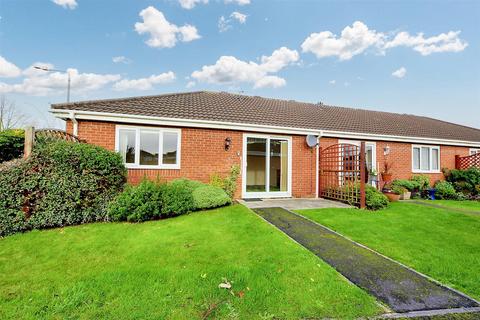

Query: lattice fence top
<box><xmin>35</xmin><ymin>129</ymin><xmax>84</xmax><ymax>143</ymax></box>
<box><xmin>456</xmin><ymin>153</ymin><xmax>480</xmax><ymax>169</ymax></box>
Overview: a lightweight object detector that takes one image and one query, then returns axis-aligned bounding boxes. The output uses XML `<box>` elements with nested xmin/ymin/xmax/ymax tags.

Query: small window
<box><xmin>117</xmin><ymin>127</ymin><xmax>180</xmax><ymax>169</ymax></box>
<box><xmin>470</xmin><ymin>149</ymin><xmax>480</xmax><ymax>155</ymax></box>
<box><xmin>412</xmin><ymin>145</ymin><xmax>440</xmax><ymax>173</ymax></box>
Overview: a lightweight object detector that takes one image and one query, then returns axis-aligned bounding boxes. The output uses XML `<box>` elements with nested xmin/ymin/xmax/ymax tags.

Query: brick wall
<box><xmin>66</xmin><ymin>120</ymin><xmax>244</xmax><ymax>198</ymax></box>
<box><xmin>65</xmin><ymin>120</ymin><xmax>471</xmax><ymax>198</ymax></box>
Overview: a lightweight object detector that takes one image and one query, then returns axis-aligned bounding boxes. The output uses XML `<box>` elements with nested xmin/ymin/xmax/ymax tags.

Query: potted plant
<box><xmin>391</xmin><ymin>179</ymin><xmax>413</xmax><ymax>200</ymax></box>
<box><xmin>381</xmin><ymin>161</ymin><xmax>393</xmax><ymax>182</ymax></box>
<box><xmin>382</xmin><ymin>183</ymin><xmax>400</xmax><ymax>202</ymax></box>
<box><xmin>393</xmin><ymin>185</ymin><xmax>410</xmax><ymax>200</ymax></box>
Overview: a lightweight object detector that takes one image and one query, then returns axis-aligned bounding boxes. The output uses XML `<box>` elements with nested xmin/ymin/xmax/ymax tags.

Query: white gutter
<box><xmin>69</xmin><ymin>111</ymin><xmax>78</xmax><ymax>136</ymax></box>
<box><xmin>51</xmin><ymin>109</ymin><xmax>480</xmax><ymax>148</ymax></box>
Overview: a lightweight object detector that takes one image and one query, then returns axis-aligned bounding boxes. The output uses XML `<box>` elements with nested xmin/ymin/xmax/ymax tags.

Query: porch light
<box><xmin>384</xmin><ymin>145</ymin><xmax>391</xmax><ymax>156</ymax></box>
<box><xmin>224</xmin><ymin>137</ymin><xmax>232</xmax><ymax>151</ymax></box>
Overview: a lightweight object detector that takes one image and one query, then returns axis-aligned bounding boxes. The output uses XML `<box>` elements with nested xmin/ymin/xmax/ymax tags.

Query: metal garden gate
<box><xmin>318</xmin><ymin>142</ymin><xmax>366</xmax><ymax>208</ymax></box>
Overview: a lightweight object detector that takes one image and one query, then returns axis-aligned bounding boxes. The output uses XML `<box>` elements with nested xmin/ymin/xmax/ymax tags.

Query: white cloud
<box><xmin>186</xmin><ymin>81</ymin><xmax>196</xmax><ymax>88</ymax></box>
<box><xmin>218</xmin><ymin>11</ymin><xmax>247</xmax><ymax>32</ymax></box>
<box><xmin>392</xmin><ymin>67</ymin><xmax>407</xmax><ymax>78</ymax></box>
<box><xmin>191</xmin><ymin>46</ymin><xmax>298</xmax><ymax>89</ymax></box>
<box><xmin>178</xmin><ymin>0</ymin><xmax>208</xmax><ymax>9</ymax></box>
<box><xmin>329</xmin><ymin>80</ymin><xmax>336</xmax><ymax>85</ymax></box>
<box><xmin>52</xmin><ymin>0</ymin><xmax>77</xmax><ymax>9</ymax></box>
<box><xmin>0</xmin><ymin>63</ymin><xmax>120</xmax><ymax>96</ymax></box>
<box><xmin>302</xmin><ymin>21</ymin><xmax>468</xmax><ymax>60</ymax></box>
<box><xmin>231</xmin><ymin>11</ymin><xmax>247</xmax><ymax>24</ymax></box>
<box><xmin>218</xmin><ymin>16</ymin><xmax>231</xmax><ymax>33</ymax></box>
<box><xmin>301</xmin><ymin>21</ymin><xmax>384</xmax><ymax>61</ymax></box>
<box><xmin>384</xmin><ymin>31</ymin><xmax>467</xmax><ymax>56</ymax></box>
<box><xmin>0</xmin><ymin>56</ymin><xmax>21</xmax><ymax>78</ymax></box>
<box><xmin>112</xmin><ymin>56</ymin><xmax>132</xmax><ymax>64</ymax></box>
<box><xmin>225</xmin><ymin>0</ymin><xmax>250</xmax><ymax>5</ymax></box>
<box><xmin>113</xmin><ymin>72</ymin><xmax>175</xmax><ymax>91</ymax></box>
<box><xmin>134</xmin><ymin>6</ymin><xmax>200</xmax><ymax>48</ymax></box>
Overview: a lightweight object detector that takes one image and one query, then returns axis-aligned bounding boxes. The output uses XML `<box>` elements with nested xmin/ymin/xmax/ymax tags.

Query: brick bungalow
<box><xmin>50</xmin><ymin>91</ymin><xmax>480</xmax><ymax>199</ymax></box>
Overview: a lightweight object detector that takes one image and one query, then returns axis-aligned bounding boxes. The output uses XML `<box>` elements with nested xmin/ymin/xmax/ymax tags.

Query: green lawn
<box><xmin>0</xmin><ymin>205</ymin><xmax>381</xmax><ymax>320</ymax></box>
<box><xmin>420</xmin><ymin>199</ymin><xmax>480</xmax><ymax>211</ymax></box>
<box><xmin>298</xmin><ymin>202</ymin><xmax>480</xmax><ymax>301</ymax></box>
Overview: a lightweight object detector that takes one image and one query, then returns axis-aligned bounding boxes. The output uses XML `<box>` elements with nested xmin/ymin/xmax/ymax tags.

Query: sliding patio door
<box><xmin>244</xmin><ymin>135</ymin><xmax>291</xmax><ymax>198</ymax></box>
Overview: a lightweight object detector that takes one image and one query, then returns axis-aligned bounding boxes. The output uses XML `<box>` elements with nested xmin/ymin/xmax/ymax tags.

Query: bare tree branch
<box><xmin>0</xmin><ymin>95</ymin><xmax>28</xmax><ymax>131</ymax></box>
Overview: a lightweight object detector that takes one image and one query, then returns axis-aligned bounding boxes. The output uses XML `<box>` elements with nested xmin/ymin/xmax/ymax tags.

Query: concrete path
<box><xmin>254</xmin><ymin>207</ymin><xmax>479</xmax><ymax>313</ymax></box>
<box><xmin>239</xmin><ymin>197</ymin><xmax>352</xmax><ymax>210</ymax></box>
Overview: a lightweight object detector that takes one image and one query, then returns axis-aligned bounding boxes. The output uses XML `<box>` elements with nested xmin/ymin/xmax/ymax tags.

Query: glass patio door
<box><xmin>245</xmin><ymin>136</ymin><xmax>290</xmax><ymax>198</ymax></box>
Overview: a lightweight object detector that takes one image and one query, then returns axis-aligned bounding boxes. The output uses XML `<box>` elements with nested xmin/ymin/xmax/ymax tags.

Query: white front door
<box><xmin>242</xmin><ymin>134</ymin><xmax>292</xmax><ymax>198</ymax></box>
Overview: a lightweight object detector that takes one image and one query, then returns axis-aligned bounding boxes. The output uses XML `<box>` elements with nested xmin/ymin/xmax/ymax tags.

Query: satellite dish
<box><xmin>306</xmin><ymin>135</ymin><xmax>318</xmax><ymax>148</ymax></box>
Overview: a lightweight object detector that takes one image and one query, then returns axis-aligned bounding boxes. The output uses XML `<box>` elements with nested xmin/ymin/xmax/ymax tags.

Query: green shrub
<box><xmin>0</xmin><ymin>129</ymin><xmax>24</xmax><ymax>163</ymax></box>
<box><xmin>193</xmin><ymin>185</ymin><xmax>231</xmax><ymax>209</ymax></box>
<box><xmin>0</xmin><ymin>141</ymin><xmax>127</xmax><ymax>236</ymax></box>
<box><xmin>108</xmin><ymin>180</ymin><xmax>163</xmax><ymax>222</ymax></box>
<box><xmin>410</xmin><ymin>175</ymin><xmax>430</xmax><ymax>191</ymax></box>
<box><xmin>209</xmin><ymin>164</ymin><xmax>240</xmax><ymax>199</ymax></box>
<box><xmin>161</xmin><ymin>179</ymin><xmax>196</xmax><ymax>216</ymax></box>
<box><xmin>365</xmin><ymin>185</ymin><xmax>389</xmax><ymax>210</ymax></box>
<box><xmin>434</xmin><ymin>181</ymin><xmax>458</xmax><ymax>200</ymax></box>
<box><xmin>391</xmin><ymin>185</ymin><xmax>407</xmax><ymax>195</ymax></box>
<box><xmin>445</xmin><ymin>168</ymin><xmax>480</xmax><ymax>196</ymax></box>
<box><xmin>392</xmin><ymin>179</ymin><xmax>415</xmax><ymax>191</ymax></box>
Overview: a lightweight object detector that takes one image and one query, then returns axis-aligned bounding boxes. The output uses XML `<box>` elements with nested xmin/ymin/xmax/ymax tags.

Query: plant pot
<box><xmin>383</xmin><ymin>192</ymin><xmax>400</xmax><ymax>202</ymax></box>
<box><xmin>381</xmin><ymin>173</ymin><xmax>393</xmax><ymax>182</ymax></box>
<box><xmin>399</xmin><ymin>191</ymin><xmax>411</xmax><ymax>200</ymax></box>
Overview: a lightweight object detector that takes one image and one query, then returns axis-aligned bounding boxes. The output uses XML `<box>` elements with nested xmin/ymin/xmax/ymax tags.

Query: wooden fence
<box><xmin>23</xmin><ymin>127</ymin><xmax>84</xmax><ymax>158</ymax></box>
<box><xmin>455</xmin><ymin>153</ymin><xmax>480</xmax><ymax>170</ymax></box>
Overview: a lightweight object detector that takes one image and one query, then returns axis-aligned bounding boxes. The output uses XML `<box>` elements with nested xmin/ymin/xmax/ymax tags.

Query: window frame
<box><xmin>411</xmin><ymin>145</ymin><xmax>440</xmax><ymax>173</ymax></box>
<box><xmin>470</xmin><ymin>148</ymin><xmax>480</xmax><ymax>155</ymax></box>
<box><xmin>115</xmin><ymin>125</ymin><xmax>181</xmax><ymax>169</ymax></box>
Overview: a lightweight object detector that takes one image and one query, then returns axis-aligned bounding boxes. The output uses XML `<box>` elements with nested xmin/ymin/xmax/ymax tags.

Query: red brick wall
<box><xmin>67</xmin><ymin>120</ymin><xmax>244</xmax><ymax>198</ymax></box>
<box><xmin>66</xmin><ymin>120</ymin><xmax>471</xmax><ymax>198</ymax></box>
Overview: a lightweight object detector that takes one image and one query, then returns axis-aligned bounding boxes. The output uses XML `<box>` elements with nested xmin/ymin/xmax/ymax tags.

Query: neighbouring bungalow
<box><xmin>50</xmin><ymin>91</ymin><xmax>480</xmax><ymax>199</ymax></box>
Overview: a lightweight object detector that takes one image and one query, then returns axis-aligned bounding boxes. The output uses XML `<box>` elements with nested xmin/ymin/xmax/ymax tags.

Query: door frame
<box><xmin>339</xmin><ymin>139</ymin><xmax>377</xmax><ymax>186</ymax></box>
<box><xmin>242</xmin><ymin>133</ymin><xmax>292</xmax><ymax>199</ymax></box>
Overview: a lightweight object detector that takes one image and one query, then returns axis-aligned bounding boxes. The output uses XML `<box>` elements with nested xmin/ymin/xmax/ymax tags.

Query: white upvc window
<box><xmin>412</xmin><ymin>145</ymin><xmax>440</xmax><ymax>173</ymax></box>
<box><xmin>115</xmin><ymin>125</ymin><xmax>181</xmax><ymax>169</ymax></box>
<box><xmin>470</xmin><ymin>148</ymin><xmax>480</xmax><ymax>155</ymax></box>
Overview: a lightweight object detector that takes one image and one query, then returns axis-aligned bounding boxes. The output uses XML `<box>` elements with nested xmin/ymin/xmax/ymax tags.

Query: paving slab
<box><xmin>254</xmin><ymin>207</ymin><xmax>479</xmax><ymax>313</ymax></box>
<box><xmin>239</xmin><ymin>197</ymin><xmax>352</xmax><ymax>210</ymax></box>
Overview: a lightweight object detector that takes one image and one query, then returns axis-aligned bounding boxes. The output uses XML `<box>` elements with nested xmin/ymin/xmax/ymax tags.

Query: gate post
<box><xmin>359</xmin><ymin>142</ymin><xmax>366</xmax><ymax>209</ymax></box>
<box><xmin>24</xmin><ymin>126</ymin><xmax>35</xmax><ymax>159</ymax></box>
<box><xmin>318</xmin><ymin>147</ymin><xmax>323</xmax><ymax>198</ymax></box>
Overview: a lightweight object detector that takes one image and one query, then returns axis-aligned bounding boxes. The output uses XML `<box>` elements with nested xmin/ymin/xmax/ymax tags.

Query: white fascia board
<box><xmin>50</xmin><ymin>109</ymin><xmax>480</xmax><ymax>148</ymax></box>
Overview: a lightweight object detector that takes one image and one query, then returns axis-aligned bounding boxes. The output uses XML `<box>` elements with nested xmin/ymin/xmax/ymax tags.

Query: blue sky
<box><xmin>0</xmin><ymin>0</ymin><xmax>479</xmax><ymax>129</ymax></box>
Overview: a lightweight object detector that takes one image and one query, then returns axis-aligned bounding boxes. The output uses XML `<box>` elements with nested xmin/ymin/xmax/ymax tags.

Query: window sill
<box><xmin>412</xmin><ymin>170</ymin><xmax>441</xmax><ymax>174</ymax></box>
<box><xmin>125</xmin><ymin>164</ymin><xmax>180</xmax><ymax>170</ymax></box>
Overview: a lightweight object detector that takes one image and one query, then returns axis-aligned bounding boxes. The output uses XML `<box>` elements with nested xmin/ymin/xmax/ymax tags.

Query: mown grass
<box><xmin>298</xmin><ymin>202</ymin><xmax>480</xmax><ymax>300</ymax></box>
<box><xmin>421</xmin><ymin>199</ymin><xmax>480</xmax><ymax>211</ymax></box>
<box><xmin>0</xmin><ymin>204</ymin><xmax>381</xmax><ymax>320</ymax></box>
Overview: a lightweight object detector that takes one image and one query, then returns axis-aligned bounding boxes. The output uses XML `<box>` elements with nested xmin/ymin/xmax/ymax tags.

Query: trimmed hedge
<box><xmin>0</xmin><ymin>141</ymin><xmax>127</xmax><ymax>236</ymax></box>
<box><xmin>108</xmin><ymin>178</ymin><xmax>231</xmax><ymax>223</ymax></box>
<box><xmin>0</xmin><ymin>129</ymin><xmax>24</xmax><ymax>163</ymax></box>
<box><xmin>444</xmin><ymin>168</ymin><xmax>480</xmax><ymax>198</ymax></box>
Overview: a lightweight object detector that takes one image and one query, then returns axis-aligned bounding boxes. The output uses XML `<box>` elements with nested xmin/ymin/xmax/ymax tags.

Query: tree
<box><xmin>0</xmin><ymin>95</ymin><xmax>27</xmax><ymax>131</ymax></box>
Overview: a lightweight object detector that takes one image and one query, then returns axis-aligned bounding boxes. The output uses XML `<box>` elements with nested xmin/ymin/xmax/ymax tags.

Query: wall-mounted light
<box><xmin>224</xmin><ymin>137</ymin><xmax>232</xmax><ymax>151</ymax></box>
<box><xmin>384</xmin><ymin>145</ymin><xmax>391</xmax><ymax>156</ymax></box>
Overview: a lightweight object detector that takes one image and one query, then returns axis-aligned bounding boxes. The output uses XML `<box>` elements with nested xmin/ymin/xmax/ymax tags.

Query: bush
<box><xmin>445</xmin><ymin>168</ymin><xmax>480</xmax><ymax>197</ymax></box>
<box><xmin>0</xmin><ymin>129</ymin><xmax>24</xmax><ymax>163</ymax></box>
<box><xmin>108</xmin><ymin>180</ymin><xmax>163</xmax><ymax>222</ymax></box>
<box><xmin>193</xmin><ymin>185</ymin><xmax>231</xmax><ymax>209</ymax></box>
<box><xmin>161</xmin><ymin>179</ymin><xmax>196</xmax><ymax>216</ymax></box>
<box><xmin>410</xmin><ymin>175</ymin><xmax>430</xmax><ymax>191</ymax></box>
<box><xmin>365</xmin><ymin>185</ymin><xmax>389</xmax><ymax>210</ymax></box>
<box><xmin>209</xmin><ymin>164</ymin><xmax>240</xmax><ymax>199</ymax></box>
<box><xmin>392</xmin><ymin>179</ymin><xmax>415</xmax><ymax>191</ymax></box>
<box><xmin>434</xmin><ymin>181</ymin><xmax>458</xmax><ymax>200</ymax></box>
<box><xmin>0</xmin><ymin>141</ymin><xmax>127</xmax><ymax>237</ymax></box>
